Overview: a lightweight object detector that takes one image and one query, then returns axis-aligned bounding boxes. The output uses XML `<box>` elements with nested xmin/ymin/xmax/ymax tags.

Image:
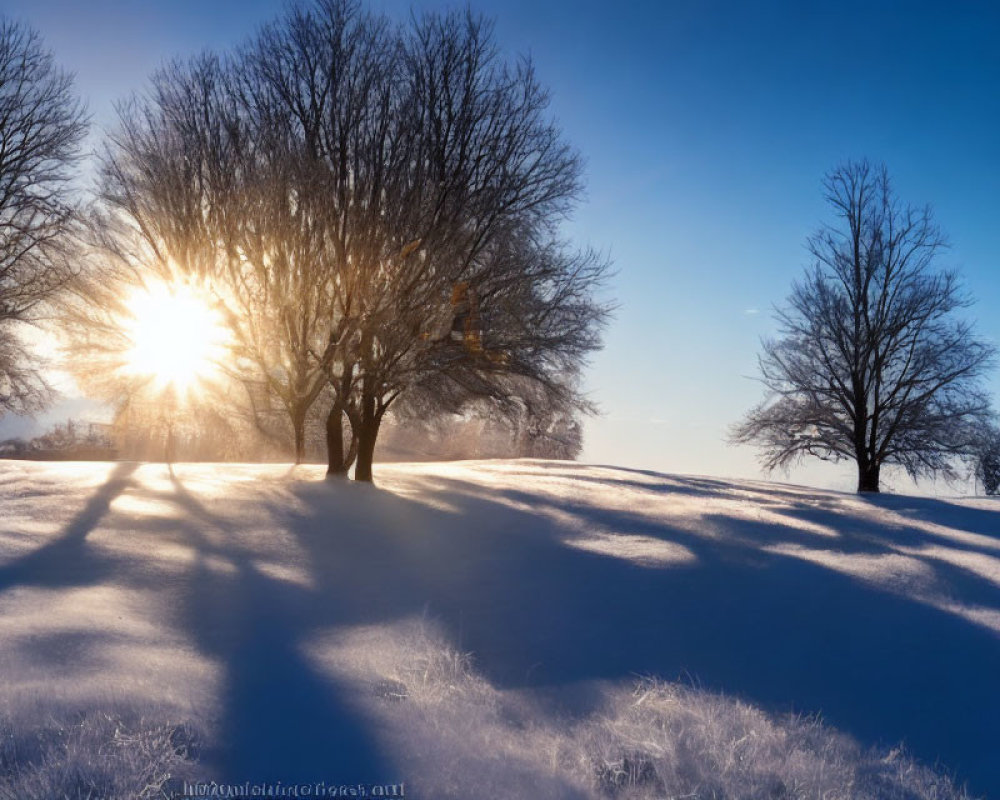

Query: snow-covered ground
<box><xmin>1</xmin><ymin>459</ymin><xmax>998</xmax><ymax>796</ymax></box>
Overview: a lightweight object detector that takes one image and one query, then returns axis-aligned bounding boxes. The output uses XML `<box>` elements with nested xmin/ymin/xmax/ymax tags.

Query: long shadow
<box><xmin>0</xmin><ymin>462</ymin><xmax>138</xmax><ymax>594</ymax></box>
<box><xmin>859</xmin><ymin>492</ymin><xmax>1000</xmax><ymax>540</ymax></box>
<box><xmin>269</xmin><ymin>470</ymin><xmax>1000</xmax><ymax>797</ymax></box>
<box><xmin>10</xmin><ymin>461</ymin><xmax>997</xmax><ymax>794</ymax></box>
<box><xmin>0</xmin><ymin>464</ymin><xmax>394</xmax><ymax>784</ymax></box>
<box><xmin>493</xmin><ymin>473</ymin><xmax>1000</xmax><ymax>563</ymax></box>
<box><xmin>159</xmin><ymin>473</ymin><xmax>393</xmax><ymax>783</ymax></box>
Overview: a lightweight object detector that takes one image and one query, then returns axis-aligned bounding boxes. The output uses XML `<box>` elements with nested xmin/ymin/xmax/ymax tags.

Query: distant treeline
<box><xmin>0</xmin><ymin>420</ymin><xmax>117</xmax><ymax>461</ymax></box>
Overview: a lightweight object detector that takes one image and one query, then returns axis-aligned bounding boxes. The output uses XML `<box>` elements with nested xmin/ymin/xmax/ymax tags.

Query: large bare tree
<box><xmin>91</xmin><ymin>0</ymin><xmax>610</xmax><ymax>479</ymax></box>
<box><xmin>733</xmin><ymin>160</ymin><xmax>994</xmax><ymax>492</ymax></box>
<box><xmin>0</xmin><ymin>18</ymin><xmax>87</xmax><ymax>415</ymax></box>
<box><xmin>314</xmin><ymin>6</ymin><xmax>609</xmax><ymax>481</ymax></box>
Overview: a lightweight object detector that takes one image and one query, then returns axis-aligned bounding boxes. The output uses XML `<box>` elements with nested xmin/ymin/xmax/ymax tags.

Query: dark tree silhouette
<box><xmin>975</xmin><ymin>426</ymin><xmax>1000</xmax><ymax>496</ymax></box>
<box><xmin>733</xmin><ymin>160</ymin><xmax>994</xmax><ymax>493</ymax></box>
<box><xmin>0</xmin><ymin>18</ymin><xmax>87</xmax><ymax>415</ymax></box>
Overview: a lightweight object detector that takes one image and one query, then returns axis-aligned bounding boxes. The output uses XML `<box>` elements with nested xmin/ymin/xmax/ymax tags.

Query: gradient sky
<box><xmin>4</xmin><ymin>0</ymin><xmax>999</xmax><ymax>491</ymax></box>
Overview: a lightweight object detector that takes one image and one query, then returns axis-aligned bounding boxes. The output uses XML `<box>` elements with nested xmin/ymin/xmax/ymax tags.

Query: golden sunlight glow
<box><xmin>123</xmin><ymin>281</ymin><xmax>229</xmax><ymax>392</ymax></box>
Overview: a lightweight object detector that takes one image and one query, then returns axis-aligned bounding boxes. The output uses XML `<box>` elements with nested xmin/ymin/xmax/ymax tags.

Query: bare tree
<box><xmin>733</xmin><ymin>160</ymin><xmax>994</xmax><ymax>493</ymax></box>
<box><xmin>228</xmin><ymin>1</ymin><xmax>398</xmax><ymax>473</ymax></box>
<box><xmin>93</xmin><ymin>53</ymin><xmax>343</xmax><ymax>464</ymax></box>
<box><xmin>0</xmin><ymin>18</ymin><xmax>87</xmax><ymax>414</ymax></box>
<box><xmin>90</xmin><ymin>0</ymin><xmax>610</xmax><ymax>479</ymax></box>
<box><xmin>326</xmin><ymin>8</ymin><xmax>609</xmax><ymax>481</ymax></box>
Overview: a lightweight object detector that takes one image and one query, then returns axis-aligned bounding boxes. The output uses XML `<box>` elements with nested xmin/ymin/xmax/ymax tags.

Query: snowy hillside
<box><xmin>1</xmin><ymin>459</ymin><xmax>998</xmax><ymax>797</ymax></box>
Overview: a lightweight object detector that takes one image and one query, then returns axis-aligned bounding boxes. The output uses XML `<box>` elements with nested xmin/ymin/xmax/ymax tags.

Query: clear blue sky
<box><xmin>5</xmin><ymin>0</ymin><xmax>1000</xmax><ymax>490</ymax></box>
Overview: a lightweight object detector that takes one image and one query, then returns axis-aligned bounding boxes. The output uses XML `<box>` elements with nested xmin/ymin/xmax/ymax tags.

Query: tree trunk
<box><xmin>325</xmin><ymin>403</ymin><xmax>359</xmax><ymax>477</ymax></box>
<box><xmin>857</xmin><ymin>461</ymin><xmax>880</xmax><ymax>493</ymax></box>
<box><xmin>164</xmin><ymin>422</ymin><xmax>176</xmax><ymax>465</ymax></box>
<box><xmin>292</xmin><ymin>408</ymin><xmax>306</xmax><ymax>465</ymax></box>
<box><xmin>354</xmin><ymin>392</ymin><xmax>381</xmax><ymax>483</ymax></box>
<box><xmin>326</xmin><ymin>403</ymin><xmax>345</xmax><ymax>476</ymax></box>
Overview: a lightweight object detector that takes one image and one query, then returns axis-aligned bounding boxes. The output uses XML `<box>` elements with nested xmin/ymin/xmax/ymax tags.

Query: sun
<box><xmin>123</xmin><ymin>280</ymin><xmax>229</xmax><ymax>392</ymax></box>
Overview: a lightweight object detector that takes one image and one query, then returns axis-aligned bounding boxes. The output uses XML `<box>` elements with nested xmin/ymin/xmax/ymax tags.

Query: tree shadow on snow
<box><xmin>150</xmin><ymin>472</ymin><xmax>393</xmax><ymax>783</ymax></box>
<box><xmin>0</xmin><ymin>462</ymin><xmax>138</xmax><ymax>594</ymax></box>
<box><xmin>4</xmin><ymin>463</ymin><xmax>999</xmax><ymax>795</ymax></box>
<box><xmin>0</xmin><ymin>464</ymin><xmax>395</xmax><ymax>786</ymax></box>
<box><xmin>264</xmin><ymin>469</ymin><xmax>1000</xmax><ymax>797</ymax></box>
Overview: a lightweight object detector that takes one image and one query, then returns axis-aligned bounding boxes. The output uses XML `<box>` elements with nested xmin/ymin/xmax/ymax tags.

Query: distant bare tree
<box><xmin>733</xmin><ymin>160</ymin><xmax>995</xmax><ymax>493</ymax></box>
<box><xmin>0</xmin><ymin>18</ymin><xmax>87</xmax><ymax>414</ymax></box>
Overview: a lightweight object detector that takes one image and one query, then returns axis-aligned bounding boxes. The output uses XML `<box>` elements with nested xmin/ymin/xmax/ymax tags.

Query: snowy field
<box><xmin>0</xmin><ymin>459</ymin><xmax>998</xmax><ymax>797</ymax></box>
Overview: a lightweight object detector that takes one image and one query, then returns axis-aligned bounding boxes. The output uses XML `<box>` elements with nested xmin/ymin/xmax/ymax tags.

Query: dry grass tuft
<box><xmin>348</xmin><ymin>625</ymin><xmax>978</xmax><ymax>799</ymax></box>
<box><xmin>569</xmin><ymin>678</ymin><xmax>975</xmax><ymax>799</ymax></box>
<box><xmin>0</xmin><ymin>640</ymin><xmax>978</xmax><ymax>800</ymax></box>
<box><xmin>0</xmin><ymin>706</ymin><xmax>199</xmax><ymax>800</ymax></box>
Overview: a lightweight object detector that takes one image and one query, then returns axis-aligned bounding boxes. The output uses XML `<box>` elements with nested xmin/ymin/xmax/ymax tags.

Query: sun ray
<box><xmin>122</xmin><ymin>280</ymin><xmax>229</xmax><ymax>394</ymax></box>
